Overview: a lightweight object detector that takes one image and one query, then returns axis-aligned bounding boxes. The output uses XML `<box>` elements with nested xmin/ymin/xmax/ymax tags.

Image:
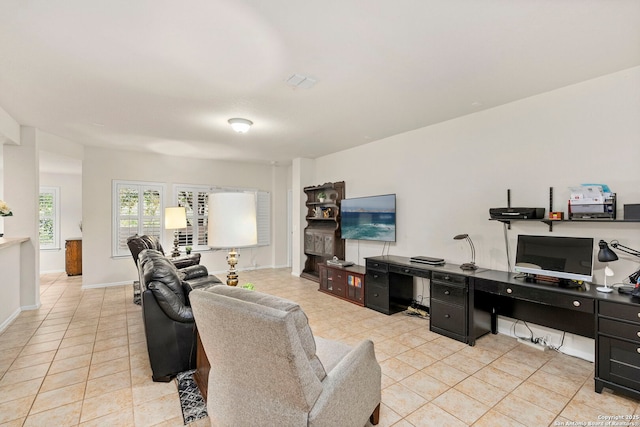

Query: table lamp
<box><xmin>597</xmin><ymin>239</ymin><xmax>618</xmax><ymax>293</ymax></box>
<box><xmin>165</xmin><ymin>206</ymin><xmax>187</xmax><ymax>257</ymax></box>
<box><xmin>208</xmin><ymin>193</ymin><xmax>257</xmax><ymax>286</ymax></box>
<box><xmin>453</xmin><ymin>233</ymin><xmax>477</xmax><ymax>270</ymax></box>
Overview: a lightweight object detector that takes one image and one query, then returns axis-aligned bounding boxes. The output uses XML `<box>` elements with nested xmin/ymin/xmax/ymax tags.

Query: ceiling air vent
<box><xmin>285</xmin><ymin>74</ymin><xmax>317</xmax><ymax>89</ymax></box>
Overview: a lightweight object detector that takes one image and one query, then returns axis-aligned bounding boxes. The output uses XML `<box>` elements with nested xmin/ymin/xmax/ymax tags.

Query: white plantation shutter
<box><xmin>113</xmin><ymin>181</ymin><xmax>164</xmax><ymax>257</ymax></box>
<box><xmin>39</xmin><ymin>187</ymin><xmax>60</xmax><ymax>249</ymax></box>
<box><xmin>176</xmin><ymin>186</ymin><xmax>210</xmax><ymax>249</ymax></box>
<box><xmin>257</xmin><ymin>191</ymin><xmax>270</xmax><ymax>246</ymax></box>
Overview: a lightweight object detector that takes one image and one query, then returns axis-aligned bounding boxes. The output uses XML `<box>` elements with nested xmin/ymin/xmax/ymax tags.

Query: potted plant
<box><xmin>317</xmin><ymin>191</ymin><xmax>326</xmax><ymax>203</ymax></box>
<box><xmin>185</xmin><ymin>246</ymin><xmax>192</xmax><ymax>255</ymax></box>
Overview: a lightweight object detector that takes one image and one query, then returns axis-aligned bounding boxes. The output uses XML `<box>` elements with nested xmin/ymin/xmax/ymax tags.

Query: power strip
<box><xmin>517</xmin><ymin>337</ymin><xmax>547</xmax><ymax>351</ymax></box>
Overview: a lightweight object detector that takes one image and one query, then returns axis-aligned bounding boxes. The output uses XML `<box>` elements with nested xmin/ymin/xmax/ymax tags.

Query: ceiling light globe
<box><xmin>228</xmin><ymin>118</ymin><xmax>253</xmax><ymax>133</ymax></box>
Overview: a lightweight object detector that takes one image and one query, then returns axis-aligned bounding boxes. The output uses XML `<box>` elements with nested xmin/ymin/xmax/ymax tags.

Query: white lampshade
<box><xmin>208</xmin><ymin>193</ymin><xmax>257</xmax><ymax>248</ymax></box>
<box><xmin>165</xmin><ymin>207</ymin><xmax>187</xmax><ymax>230</ymax></box>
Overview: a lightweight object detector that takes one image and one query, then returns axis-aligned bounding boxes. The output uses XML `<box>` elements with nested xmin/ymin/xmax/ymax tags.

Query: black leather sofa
<box><xmin>137</xmin><ymin>249</ymin><xmax>223</xmax><ymax>381</ymax></box>
<box><xmin>127</xmin><ymin>234</ymin><xmax>201</xmax><ymax>270</ymax></box>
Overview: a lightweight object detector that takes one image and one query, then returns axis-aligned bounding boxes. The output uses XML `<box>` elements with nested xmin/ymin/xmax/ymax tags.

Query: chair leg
<box><xmin>370</xmin><ymin>403</ymin><xmax>381</xmax><ymax>425</ymax></box>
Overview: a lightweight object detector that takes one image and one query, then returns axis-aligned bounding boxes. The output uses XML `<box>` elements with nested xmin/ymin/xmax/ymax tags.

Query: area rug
<box><xmin>176</xmin><ymin>370</ymin><xmax>208</xmax><ymax>424</ymax></box>
<box><xmin>133</xmin><ymin>280</ymin><xmax>141</xmax><ymax>305</ymax></box>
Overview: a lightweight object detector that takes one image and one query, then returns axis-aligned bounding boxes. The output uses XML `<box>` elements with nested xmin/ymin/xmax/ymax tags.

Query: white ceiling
<box><xmin>2</xmin><ymin>0</ymin><xmax>639</xmax><ymax>166</ymax></box>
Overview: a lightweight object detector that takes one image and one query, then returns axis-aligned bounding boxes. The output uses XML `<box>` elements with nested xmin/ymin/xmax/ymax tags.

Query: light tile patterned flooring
<box><xmin>1</xmin><ymin>268</ymin><xmax>639</xmax><ymax>426</ymax></box>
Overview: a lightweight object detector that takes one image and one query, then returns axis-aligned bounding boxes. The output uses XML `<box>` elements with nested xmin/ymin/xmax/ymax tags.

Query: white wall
<box><xmin>82</xmin><ymin>146</ymin><xmax>288</xmax><ymax>287</ymax></box>
<box><xmin>0</xmin><ymin>242</ymin><xmax>24</xmax><ymax>331</ymax></box>
<box><xmin>0</xmin><ymin>104</ymin><xmax>20</xmax><ymax>235</ymax></box>
<box><xmin>39</xmin><ymin>172</ymin><xmax>83</xmax><ymax>273</ymax></box>
<box><xmin>315</xmin><ymin>66</ymin><xmax>640</xmax><ymax>281</ymax></box>
<box><xmin>309</xmin><ymin>66</ymin><xmax>640</xmax><ymax>360</ymax></box>
<box><xmin>4</xmin><ymin>127</ymin><xmax>40</xmax><ymax>309</ymax></box>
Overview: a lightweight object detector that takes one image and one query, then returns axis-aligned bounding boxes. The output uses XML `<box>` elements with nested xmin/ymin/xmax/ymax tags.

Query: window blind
<box><xmin>113</xmin><ymin>181</ymin><xmax>164</xmax><ymax>257</ymax></box>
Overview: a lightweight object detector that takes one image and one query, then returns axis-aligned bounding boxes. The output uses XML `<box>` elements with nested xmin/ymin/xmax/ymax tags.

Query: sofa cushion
<box><xmin>205</xmin><ymin>286</ymin><xmax>327</xmax><ymax>381</ymax></box>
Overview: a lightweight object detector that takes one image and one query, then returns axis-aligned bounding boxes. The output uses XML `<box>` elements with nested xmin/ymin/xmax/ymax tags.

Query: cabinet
<box><xmin>430</xmin><ymin>272</ymin><xmax>468</xmax><ymax>342</ymax></box>
<box><xmin>194</xmin><ymin>331</ymin><xmax>210</xmax><ymax>401</ymax></box>
<box><xmin>319</xmin><ymin>264</ymin><xmax>365</xmax><ymax>306</ymax></box>
<box><xmin>364</xmin><ymin>258</ymin><xmax>414</xmax><ymax>315</ymax></box>
<box><xmin>65</xmin><ymin>238</ymin><xmax>82</xmax><ymax>276</ymax></box>
<box><xmin>595</xmin><ymin>298</ymin><xmax>640</xmax><ymax>400</ymax></box>
<box><xmin>301</xmin><ymin>182</ymin><xmax>345</xmax><ymax>282</ymax></box>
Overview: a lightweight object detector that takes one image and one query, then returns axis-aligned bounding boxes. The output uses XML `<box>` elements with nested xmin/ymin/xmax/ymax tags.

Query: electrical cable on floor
<box><xmin>548</xmin><ymin>332</ymin><xmax>566</xmax><ymax>352</ymax></box>
<box><xmin>512</xmin><ymin>320</ymin><xmax>534</xmax><ymax>341</ymax></box>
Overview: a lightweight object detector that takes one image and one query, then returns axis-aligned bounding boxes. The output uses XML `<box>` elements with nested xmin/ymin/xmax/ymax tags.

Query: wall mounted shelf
<box><xmin>491</xmin><ymin>218</ymin><xmax>640</xmax><ymax>232</ymax></box>
<box><xmin>491</xmin><ymin>187</ymin><xmax>640</xmax><ymax>231</ymax></box>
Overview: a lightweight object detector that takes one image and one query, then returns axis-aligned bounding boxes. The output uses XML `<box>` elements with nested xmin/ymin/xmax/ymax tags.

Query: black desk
<box><xmin>365</xmin><ymin>255</ymin><xmax>598</xmax><ymax>345</ymax></box>
<box><xmin>365</xmin><ymin>256</ymin><xmax>491</xmax><ymax>344</ymax></box>
<box><xmin>364</xmin><ymin>255</ymin><xmax>640</xmax><ymax>401</ymax></box>
<box><xmin>472</xmin><ymin>270</ymin><xmax>597</xmax><ymax>339</ymax></box>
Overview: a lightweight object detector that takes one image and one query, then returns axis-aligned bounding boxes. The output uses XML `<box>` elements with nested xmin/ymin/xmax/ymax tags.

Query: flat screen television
<box><xmin>341</xmin><ymin>194</ymin><xmax>396</xmax><ymax>242</ymax></box>
<box><xmin>514</xmin><ymin>235</ymin><xmax>594</xmax><ymax>282</ymax></box>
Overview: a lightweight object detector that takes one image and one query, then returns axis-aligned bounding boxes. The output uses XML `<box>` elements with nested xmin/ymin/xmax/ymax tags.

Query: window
<box><xmin>112</xmin><ymin>181</ymin><xmax>164</xmax><ymax>257</ymax></box>
<box><xmin>39</xmin><ymin>187</ymin><xmax>60</xmax><ymax>249</ymax></box>
<box><xmin>176</xmin><ymin>186</ymin><xmax>210</xmax><ymax>249</ymax></box>
<box><xmin>174</xmin><ymin>186</ymin><xmax>271</xmax><ymax>249</ymax></box>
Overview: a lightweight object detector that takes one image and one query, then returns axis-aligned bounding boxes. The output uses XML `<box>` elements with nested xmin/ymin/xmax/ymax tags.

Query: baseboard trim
<box><xmin>0</xmin><ymin>308</ymin><xmax>22</xmax><ymax>333</ymax></box>
<box><xmin>82</xmin><ymin>280</ymin><xmax>132</xmax><ymax>290</ymax></box>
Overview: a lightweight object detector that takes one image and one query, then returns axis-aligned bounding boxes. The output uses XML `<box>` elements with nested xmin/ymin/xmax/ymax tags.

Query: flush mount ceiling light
<box><xmin>228</xmin><ymin>118</ymin><xmax>253</xmax><ymax>133</ymax></box>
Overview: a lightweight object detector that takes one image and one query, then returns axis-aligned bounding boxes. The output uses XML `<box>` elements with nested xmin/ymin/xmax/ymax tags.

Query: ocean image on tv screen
<box><xmin>341</xmin><ymin>194</ymin><xmax>396</xmax><ymax>241</ymax></box>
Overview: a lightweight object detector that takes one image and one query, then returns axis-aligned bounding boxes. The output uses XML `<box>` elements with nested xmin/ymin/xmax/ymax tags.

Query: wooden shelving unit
<box><xmin>301</xmin><ymin>181</ymin><xmax>345</xmax><ymax>282</ymax></box>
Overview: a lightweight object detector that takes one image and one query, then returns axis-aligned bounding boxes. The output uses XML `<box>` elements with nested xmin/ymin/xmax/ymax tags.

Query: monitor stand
<box><xmin>518</xmin><ymin>273</ymin><xmax>586</xmax><ymax>289</ymax></box>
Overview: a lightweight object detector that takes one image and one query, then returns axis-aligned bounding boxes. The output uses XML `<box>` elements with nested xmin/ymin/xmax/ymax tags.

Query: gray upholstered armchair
<box><xmin>190</xmin><ymin>286</ymin><xmax>381</xmax><ymax>427</ymax></box>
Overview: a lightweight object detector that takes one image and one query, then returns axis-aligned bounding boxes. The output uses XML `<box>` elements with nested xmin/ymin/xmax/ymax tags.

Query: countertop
<box><xmin>0</xmin><ymin>237</ymin><xmax>30</xmax><ymax>250</ymax></box>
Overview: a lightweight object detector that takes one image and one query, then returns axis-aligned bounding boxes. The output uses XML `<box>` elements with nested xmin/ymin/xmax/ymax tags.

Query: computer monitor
<box><xmin>514</xmin><ymin>235</ymin><xmax>594</xmax><ymax>283</ymax></box>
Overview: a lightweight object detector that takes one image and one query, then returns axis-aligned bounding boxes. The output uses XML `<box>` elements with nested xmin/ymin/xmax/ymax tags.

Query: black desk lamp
<box><xmin>597</xmin><ymin>240</ymin><xmax>619</xmax><ymax>262</ymax></box>
<box><xmin>598</xmin><ymin>239</ymin><xmax>640</xmax><ymax>297</ymax></box>
<box><xmin>597</xmin><ymin>240</ymin><xmax>617</xmax><ymax>293</ymax></box>
<box><xmin>453</xmin><ymin>233</ymin><xmax>477</xmax><ymax>270</ymax></box>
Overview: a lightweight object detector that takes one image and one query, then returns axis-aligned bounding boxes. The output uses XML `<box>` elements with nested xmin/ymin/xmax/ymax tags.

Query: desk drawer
<box><xmin>431</xmin><ymin>282</ymin><xmax>466</xmax><ymax>305</ymax></box>
<box><xmin>366</xmin><ymin>260</ymin><xmax>388</xmax><ymax>273</ymax></box>
<box><xmin>598</xmin><ymin>336</ymin><xmax>640</xmax><ymax>392</ymax></box>
<box><xmin>599</xmin><ymin>301</ymin><xmax>640</xmax><ymax>325</ymax></box>
<box><xmin>431</xmin><ymin>300</ymin><xmax>466</xmax><ymax>336</ymax></box>
<box><xmin>474</xmin><ymin>279</ymin><xmax>593</xmax><ymax>314</ymax></box>
<box><xmin>366</xmin><ymin>271</ymin><xmax>389</xmax><ymax>287</ymax></box>
<box><xmin>366</xmin><ymin>283</ymin><xmax>390</xmax><ymax>313</ymax></box>
<box><xmin>389</xmin><ymin>264</ymin><xmax>430</xmax><ymax>279</ymax></box>
<box><xmin>432</xmin><ymin>272</ymin><xmax>466</xmax><ymax>286</ymax></box>
<box><xmin>599</xmin><ymin>318</ymin><xmax>640</xmax><ymax>344</ymax></box>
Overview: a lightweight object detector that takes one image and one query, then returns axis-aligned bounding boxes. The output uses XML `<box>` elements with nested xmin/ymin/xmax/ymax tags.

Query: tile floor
<box><xmin>1</xmin><ymin>268</ymin><xmax>639</xmax><ymax>426</ymax></box>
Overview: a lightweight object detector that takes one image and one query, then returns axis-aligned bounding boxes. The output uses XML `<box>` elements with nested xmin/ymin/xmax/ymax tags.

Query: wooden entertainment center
<box><xmin>315</xmin><ymin>255</ymin><xmax>640</xmax><ymax>401</ymax></box>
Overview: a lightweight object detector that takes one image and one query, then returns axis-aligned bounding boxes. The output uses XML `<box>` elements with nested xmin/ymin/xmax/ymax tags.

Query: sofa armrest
<box><xmin>148</xmin><ymin>280</ymin><xmax>194</xmax><ymax>323</ymax></box>
<box><xmin>179</xmin><ymin>264</ymin><xmax>209</xmax><ymax>281</ymax></box>
<box><xmin>170</xmin><ymin>253</ymin><xmax>201</xmax><ymax>269</ymax></box>
<box><xmin>309</xmin><ymin>340</ymin><xmax>381</xmax><ymax>427</ymax></box>
<box><xmin>182</xmin><ymin>276</ymin><xmax>223</xmax><ymax>305</ymax></box>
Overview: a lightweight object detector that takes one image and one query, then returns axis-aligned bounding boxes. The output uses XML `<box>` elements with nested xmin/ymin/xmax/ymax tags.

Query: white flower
<box><xmin>0</xmin><ymin>200</ymin><xmax>13</xmax><ymax>216</ymax></box>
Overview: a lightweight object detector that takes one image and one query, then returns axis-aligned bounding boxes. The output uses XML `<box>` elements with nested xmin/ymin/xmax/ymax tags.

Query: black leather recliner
<box><xmin>137</xmin><ymin>249</ymin><xmax>223</xmax><ymax>382</ymax></box>
<box><xmin>127</xmin><ymin>234</ymin><xmax>201</xmax><ymax>270</ymax></box>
